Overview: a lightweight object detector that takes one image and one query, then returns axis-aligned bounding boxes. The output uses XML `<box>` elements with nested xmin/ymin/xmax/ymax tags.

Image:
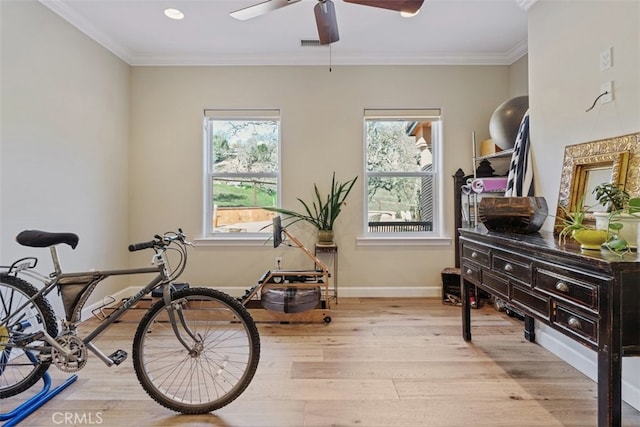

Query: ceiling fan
<box><xmin>230</xmin><ymin>0</ymin><xmax>425</xmax><ymax>45</ymax></box>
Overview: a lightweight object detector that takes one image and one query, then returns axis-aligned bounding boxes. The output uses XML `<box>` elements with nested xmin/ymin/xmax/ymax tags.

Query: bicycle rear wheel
<box><xmin>132</xmin><ymin>287</ymin><xmax>260</xmax><ymax>414</ymax></box>
<box><xmin>0</xmin><ymin>275</ymin><xmax>58</xmax><ymax>398</ymax></box>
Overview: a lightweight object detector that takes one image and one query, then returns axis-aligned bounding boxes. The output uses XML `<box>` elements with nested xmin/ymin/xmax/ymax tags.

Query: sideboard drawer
<box><xmin>535</xmin><ymin>268</ymin><xmax>599</xmax><ymax>311</ymax></box>
<box><xmin>511</xmin><ymin>284</ymin><xmax>549</xmax><ymax>320</ymax></box>
<box><xmin>481</xmin><ymin>270</ymin><xmax>509</xmax><ymax>300</ymax></box>
<box><xmin>461</xmin><ymin>260</ymin><xmax>482</xmax><ymax>285</ymax></box>
<box><xmin>492</xmin><ymin>253</ymin><xmax>532</xmax><ymax>284</ymax></box>
<box><xmin>461</xmin><ymin>243</ymin><xmax>491</xmax><ymax>268</ymax></box>
<box><xmin>554</xmin><ymin>303</ymin><xmax>598</xmax><ymax>346</ymax></box>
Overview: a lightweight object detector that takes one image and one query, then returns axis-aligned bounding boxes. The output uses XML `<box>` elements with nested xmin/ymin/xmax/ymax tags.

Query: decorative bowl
<box><xmin>572</xmin><ymin>229</ymin><xmax>608</xmax><ymax>250</ymax></box>
<box><xmin>478</xmin><ymin>196</ymin><xmax>548</xmax><ymax>234</ymax></box>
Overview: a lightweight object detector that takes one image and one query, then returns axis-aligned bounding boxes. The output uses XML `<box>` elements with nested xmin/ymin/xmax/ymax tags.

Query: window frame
<box><xmin>201</xmin><ymin>109</ymin><xmax>281</xmax><ymax>242</ymax></box>
<box><xmin>361</xmin><ymin>109</ymin><xmax>444</xmax><ymax>243</ymax></box>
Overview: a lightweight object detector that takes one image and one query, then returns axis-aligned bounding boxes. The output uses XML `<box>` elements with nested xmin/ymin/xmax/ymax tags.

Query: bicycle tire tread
<box><xmin>0</xmin><ymin>275</ymin><xmax>58</xmax><ymax>398</ymax></box>
<box><xmin>132</xmin><ymin>287</ymin><xmax>260</xmax><ymax>414</ymax></box>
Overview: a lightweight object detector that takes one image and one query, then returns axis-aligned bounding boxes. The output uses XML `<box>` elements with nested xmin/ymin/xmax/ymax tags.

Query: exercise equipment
<box><xmin>240</xmin><ymin>216</ymin><xmax>332</xmax><ymax>323</ymax></box>
<box><xmin>0</xmin><ymin>352</ymin><xmax>77</xmax><ymax>427</ymax></box>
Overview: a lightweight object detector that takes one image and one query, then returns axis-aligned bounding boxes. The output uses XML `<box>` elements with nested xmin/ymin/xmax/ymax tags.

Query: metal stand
<box><xmin>1</xmin><ymin>353</ymin><xmax>77</xmax><ymax>427</ymax></box>
<box><xmin>314</xmin><ymin>244</ymin><xmax>338</xmax><ymax>303</ymax></box>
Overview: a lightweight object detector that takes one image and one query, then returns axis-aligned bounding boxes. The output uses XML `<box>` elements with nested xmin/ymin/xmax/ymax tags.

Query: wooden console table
<box><xmin>459</xmin><ymin>228</ymin><xmax>640</xmax><ymax>427</ymax></box>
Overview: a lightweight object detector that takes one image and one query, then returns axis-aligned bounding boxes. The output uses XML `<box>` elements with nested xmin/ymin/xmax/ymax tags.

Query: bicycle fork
<box><xmin>165</xmin><ymin>299</ymin><xmax>203</xmax><ymax>357</ymax></box>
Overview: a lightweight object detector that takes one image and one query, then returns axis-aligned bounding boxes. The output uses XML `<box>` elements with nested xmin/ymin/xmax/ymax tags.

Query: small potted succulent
<box><xmin>557</xmin><ymin>196</ymin><xmax>608</xmax><ymax>250</ymax></box>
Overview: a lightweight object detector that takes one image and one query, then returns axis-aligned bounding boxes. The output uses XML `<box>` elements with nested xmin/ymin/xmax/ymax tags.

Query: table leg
<box><xmin>524</xmin><ymin>315</ymin><xmax>535</xmax><ymax>342</ymax></box>
<box><xmin>461</xmin><ymin>278</ymin><xmax>472</xmax><ymax>341</ymax></box>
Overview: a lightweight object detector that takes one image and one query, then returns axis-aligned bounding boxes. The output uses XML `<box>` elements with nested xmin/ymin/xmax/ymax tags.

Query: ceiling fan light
<box><xmin>314</xmin><ymin>0</ymin><xmax>339</xmax><ymax>45</ymax></box>
<box><xmin>400</xmin><ymin>8</ymin><xmax>421</xmax><ymax>18</ymax></box>
<box><xmin>164</xmin><ymin>8</ymin><xmax>184</xmax><ymax>20</ymax></box>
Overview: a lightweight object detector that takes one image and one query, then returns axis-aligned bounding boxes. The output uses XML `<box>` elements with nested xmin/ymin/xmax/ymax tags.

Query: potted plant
<box><xmin>591</xmin><ymin>182</ymin><xmax>640</xmax><ymax>252</ymax></box>
<box><xmin>557</xmin><ymin>197</ymin><xmax>608</xmax><ymax>250</ymax></box>
<box><xmin>264</xmin><ymin>172</ymin><xmax>358</xmax><ymax>244</ymax></box>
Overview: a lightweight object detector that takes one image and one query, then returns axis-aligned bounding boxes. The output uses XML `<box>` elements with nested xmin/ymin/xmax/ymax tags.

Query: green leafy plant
<box><xmin>557</xmin><ymin>196</ymin><xmax>591</xmax><ymax>245</ymax></box>
<box><xmin>591</xmin><ymin>183</ymin><xmax>638</xmax><ymax>256</ymax></box>
<box><xmin>592</xmin><ymin>182</ymin><xmax>629</xmax><ymax>212</ymax></box>
<box><xmin>264</xmin><ymin>172</ymin><xmax>358</xmax><ymax>231</ymax></box>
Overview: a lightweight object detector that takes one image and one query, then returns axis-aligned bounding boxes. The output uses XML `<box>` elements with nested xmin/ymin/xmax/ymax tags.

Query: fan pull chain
<box><xmin>329</xmin><ymin>44</ymin><xmax>332</xmax><ymax>72</ymax></box>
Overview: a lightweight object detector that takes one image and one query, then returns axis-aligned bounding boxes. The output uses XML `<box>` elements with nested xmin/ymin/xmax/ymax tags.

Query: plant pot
<box><xmin>594</xmin><ymin>212</ymin><xmax>639</xmax><ymax>249</ymax></box>
<box><xmin>572</xmin><ymin>229</ymin><xmax>608</xmax><ymax>250</ymax></box>
<box><xmin>317</xmin><ymin>229</ymin><xmax>334</xmax><ymax>245</ymax></box>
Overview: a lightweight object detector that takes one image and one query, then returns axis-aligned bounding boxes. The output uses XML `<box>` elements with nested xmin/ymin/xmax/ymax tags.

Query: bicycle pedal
<box><xmin>108</xmin><ymin>349</ymin><xmax>128</xmax><ymax>365</ymax></box>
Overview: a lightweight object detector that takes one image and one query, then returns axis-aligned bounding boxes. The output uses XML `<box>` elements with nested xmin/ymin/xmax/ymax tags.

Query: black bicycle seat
<box><xmin>16</xmin><ymin>230</ymin><xmax>79</xmax><ymax>249</ymax></box>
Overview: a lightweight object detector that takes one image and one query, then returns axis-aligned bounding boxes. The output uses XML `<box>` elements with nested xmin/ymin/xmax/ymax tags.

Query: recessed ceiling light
<box><xmin>164</xmin><ymin>8</ymin><xmax>184</xmax><ymax>20</ymax></box>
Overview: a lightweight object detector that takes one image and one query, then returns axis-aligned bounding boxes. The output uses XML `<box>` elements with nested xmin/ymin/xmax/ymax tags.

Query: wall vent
<box><xmin>300</xmin><ymin>39</ymin><xmax>321</xmax><ymax>47</ymax></box>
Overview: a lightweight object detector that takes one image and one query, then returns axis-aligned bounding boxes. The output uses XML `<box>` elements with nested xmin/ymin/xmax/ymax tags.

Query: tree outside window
<box><xmin>204</xmin><ymin>110</ymin><xmax>280</xmax><ymax>236</ymax></box>
<box><xmin>364</xmin><ymin>109</ymin><xmax>441</xmax><ymax>235</ymax></box>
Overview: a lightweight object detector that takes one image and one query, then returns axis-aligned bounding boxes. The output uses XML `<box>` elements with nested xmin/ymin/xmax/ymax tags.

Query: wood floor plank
<box><xmin>4</xmin><ymin>297</ymin><xmax>639</xmax><ymax>427</ymax></box>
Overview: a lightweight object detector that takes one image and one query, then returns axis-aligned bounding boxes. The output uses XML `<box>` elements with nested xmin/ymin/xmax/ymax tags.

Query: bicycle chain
<box><xmin>52</xmin><ymin>335</ymin><xmax>88</xmax><ymax>372</ymax></box>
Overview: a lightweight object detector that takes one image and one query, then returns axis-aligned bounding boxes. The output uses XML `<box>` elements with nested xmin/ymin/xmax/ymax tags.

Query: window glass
<box><xmin>204</xmin><ymin>111</ymin><xmax>279</xmax><ymax>236</ymax></box>
<box><xmin>364</xmin><ymin>110</ymin><xmax>441</xmax><ymax>235</ymax></box>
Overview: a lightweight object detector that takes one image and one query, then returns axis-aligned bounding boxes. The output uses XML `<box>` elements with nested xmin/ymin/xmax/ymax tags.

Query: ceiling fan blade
<box><xmin>231</xmin><ymin>0</ymin><xmax>302</xmax><ymax>21</ymax></box>
<box><xmin>314</xmin><ymin>0</ymin><xmax>340</xmax><ymax>45</ymax></box>
<box><xmin>343</xmin><ymin>0</ymin><xmax>424</xmax><ymax>14</ymax></box>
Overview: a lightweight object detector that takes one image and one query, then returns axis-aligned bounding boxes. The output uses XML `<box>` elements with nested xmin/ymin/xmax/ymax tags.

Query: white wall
<box><xmin>509</xmin><ymin>54</ymin><xmax>529</xmax><ymax>97</ymax></box>
<box><xmin>129</xmin><ymin>65</ymin><xmax>511</xmax><ymax>296</ymax></box>
<box><xmin>528</xmin><ymin>0</ymin><xmax>640</xmax><ymax>409</ymax></box>
<box><xmin>0</xmin><ymin>1</ymin><xmax>130</xmax><ymax>311</ymax></box>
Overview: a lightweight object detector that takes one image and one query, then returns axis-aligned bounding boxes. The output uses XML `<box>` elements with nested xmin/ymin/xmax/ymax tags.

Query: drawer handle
<box><xmin>471</xmin><ymin>251</ymin><xmax>478</xmax><ymax>258</ymax></box>
<box><xmin>504</xmin><ymin>263</ymin><xmax>513</xmax><ymax>272</ymax></box>
<box><xmin>555</xmin><ymin>281</ymin><xmax>570</xmax><ymax>293</ymax></box>
<box><xmin>567</xmin><ymin>317</ymin><xmax>582</xmax><ymax>330</ymax></box>
<box><xmin>466</xmin><ymin>269</ymin><xmax>473</xmax><ymax>275</ymax></box>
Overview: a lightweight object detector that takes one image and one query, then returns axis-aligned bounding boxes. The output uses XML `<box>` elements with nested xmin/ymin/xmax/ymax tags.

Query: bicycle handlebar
<box><xmin>128</xmin><ymin>240</ymin><xmax>157</xmax><ymax>252</ymax></box>
<box><xmin>128</xmin><ymin>229</ymin><xmax>189</xmax><ymax>252</ymax></box>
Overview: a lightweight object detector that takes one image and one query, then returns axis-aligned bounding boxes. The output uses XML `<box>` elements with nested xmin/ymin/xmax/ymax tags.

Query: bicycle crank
<box><xmin>52</xmin><ymin>335</ymin><xmax>88</xmax><ymax>372</ymax></box>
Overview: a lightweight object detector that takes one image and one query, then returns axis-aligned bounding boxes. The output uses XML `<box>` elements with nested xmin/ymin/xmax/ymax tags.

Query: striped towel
<box><xmin>505</xmin><ymin>110</ymin><xmax>533</xmax><ymax>197</ymax></box>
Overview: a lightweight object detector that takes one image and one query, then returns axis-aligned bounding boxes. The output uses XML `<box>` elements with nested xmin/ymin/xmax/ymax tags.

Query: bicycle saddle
<box><xmin>16</xmin><ymin>230</ymin><xmax>79</xmax><ymax>249</ymax></box>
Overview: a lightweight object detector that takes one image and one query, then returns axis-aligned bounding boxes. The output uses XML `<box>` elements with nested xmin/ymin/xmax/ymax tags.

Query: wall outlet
<box><xmin>275</xmin><ymin>256</ymin><xmax>283</xmax><ymax>269</ymax></box>
<box><xmin>600</xmin><ymin>47</ymin><xmax>612</xmax><ymax>71</ymax></box>
<box><xmin>600</xmin><ymin>81</ymin><xmax>613</xmax><ymax>103</ymax></box>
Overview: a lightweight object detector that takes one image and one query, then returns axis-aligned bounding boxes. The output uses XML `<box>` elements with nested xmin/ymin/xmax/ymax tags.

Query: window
<box><xmin>203</xmin><ymin>109</ymin><xmax>280</xmax><ymax>237</ymax></box>
<box><xmin>364</xmin><ymin>109</ymin><xmax>442</xmax><ymax>236</ymax></box>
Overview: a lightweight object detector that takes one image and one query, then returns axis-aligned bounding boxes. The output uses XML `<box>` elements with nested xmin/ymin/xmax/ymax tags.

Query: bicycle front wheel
<box><xmin>132</xmin><ymin>287</ymin><xmax>260</xmax><ymax>414</ymax></box>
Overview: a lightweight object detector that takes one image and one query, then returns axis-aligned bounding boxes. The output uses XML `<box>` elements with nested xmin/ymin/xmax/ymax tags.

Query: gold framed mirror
<box><xmin>555</xmin><ymin>132</ymin><xmax>640</xmax><ymax>229</ymax></box>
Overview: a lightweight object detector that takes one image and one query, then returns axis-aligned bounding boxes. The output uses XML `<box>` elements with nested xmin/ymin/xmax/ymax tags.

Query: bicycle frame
<box><xmin>3</xmin><ymin>242</ymin><xmax>187</xmax><ymax>367</ymax></box>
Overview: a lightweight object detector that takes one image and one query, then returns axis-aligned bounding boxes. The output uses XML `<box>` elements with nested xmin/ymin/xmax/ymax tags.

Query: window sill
<box><xmin>194</xmin><ymin>235</ymin><xmax>273</xmax><ymax>247</ymax></box>
<box><xmin>356</xmin><ymin>236</ymin><xmax>452</xmax><ymax>246</ymax></box>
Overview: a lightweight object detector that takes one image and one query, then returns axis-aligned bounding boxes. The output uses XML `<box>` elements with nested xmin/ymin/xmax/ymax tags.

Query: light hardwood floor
<box><xmin>5</xmin><ymin>298</ymin><xmax>640</xmax><ymax>426</ymax></box>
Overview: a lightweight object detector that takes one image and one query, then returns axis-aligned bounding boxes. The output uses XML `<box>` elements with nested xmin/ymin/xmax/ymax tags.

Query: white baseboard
<box><xmin>219</xmin><ymin>285</ymin><xmax>442</xmax><ymax>298</ymax></box>
<box><xmin>81</xmin><ymin>285</ymin><xmax>441</xmax><ymax>318</ymax></box>
<box><xmin>536</xmin><ymin>323</ymin><xmax>640</xmax><ymax>411</ymax></box>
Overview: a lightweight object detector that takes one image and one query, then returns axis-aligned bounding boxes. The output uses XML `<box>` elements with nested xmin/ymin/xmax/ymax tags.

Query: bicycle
<box><xmin>0</xmin><ymin>229</ymin><xmax>260</xmax><ymax>414</ymax></box>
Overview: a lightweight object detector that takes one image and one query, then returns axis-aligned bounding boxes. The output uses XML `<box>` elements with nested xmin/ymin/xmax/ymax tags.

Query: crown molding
<box><xmin>515</xmin><ymin>0</ymin><xmax>539</xmax><ymax>11</ymax></box>
<box><xmin>39</xmin><ymin>0</ymin><xmax>528</xmax><ymax>67</ymax></box>
<box><xmin>39</xmin><ymin>0</ymin><xmax>133</xmax><ymax>64</ymax></box>
<box><xmin>128</xmin><ymin>45</ymin><xmax>528</xmax><ymax>67</ymax></box>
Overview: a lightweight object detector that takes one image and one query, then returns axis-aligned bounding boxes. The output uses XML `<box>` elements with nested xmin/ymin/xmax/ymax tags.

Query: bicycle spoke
<box><xmin>0</xmin><ymin>276</ymin><xmax>57</xmax><ymax>398</ymax></box>
<box><xmin>132</xmin><ymin>288</ymin><xmax>260</xmax><ymax>414</ymax></box>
